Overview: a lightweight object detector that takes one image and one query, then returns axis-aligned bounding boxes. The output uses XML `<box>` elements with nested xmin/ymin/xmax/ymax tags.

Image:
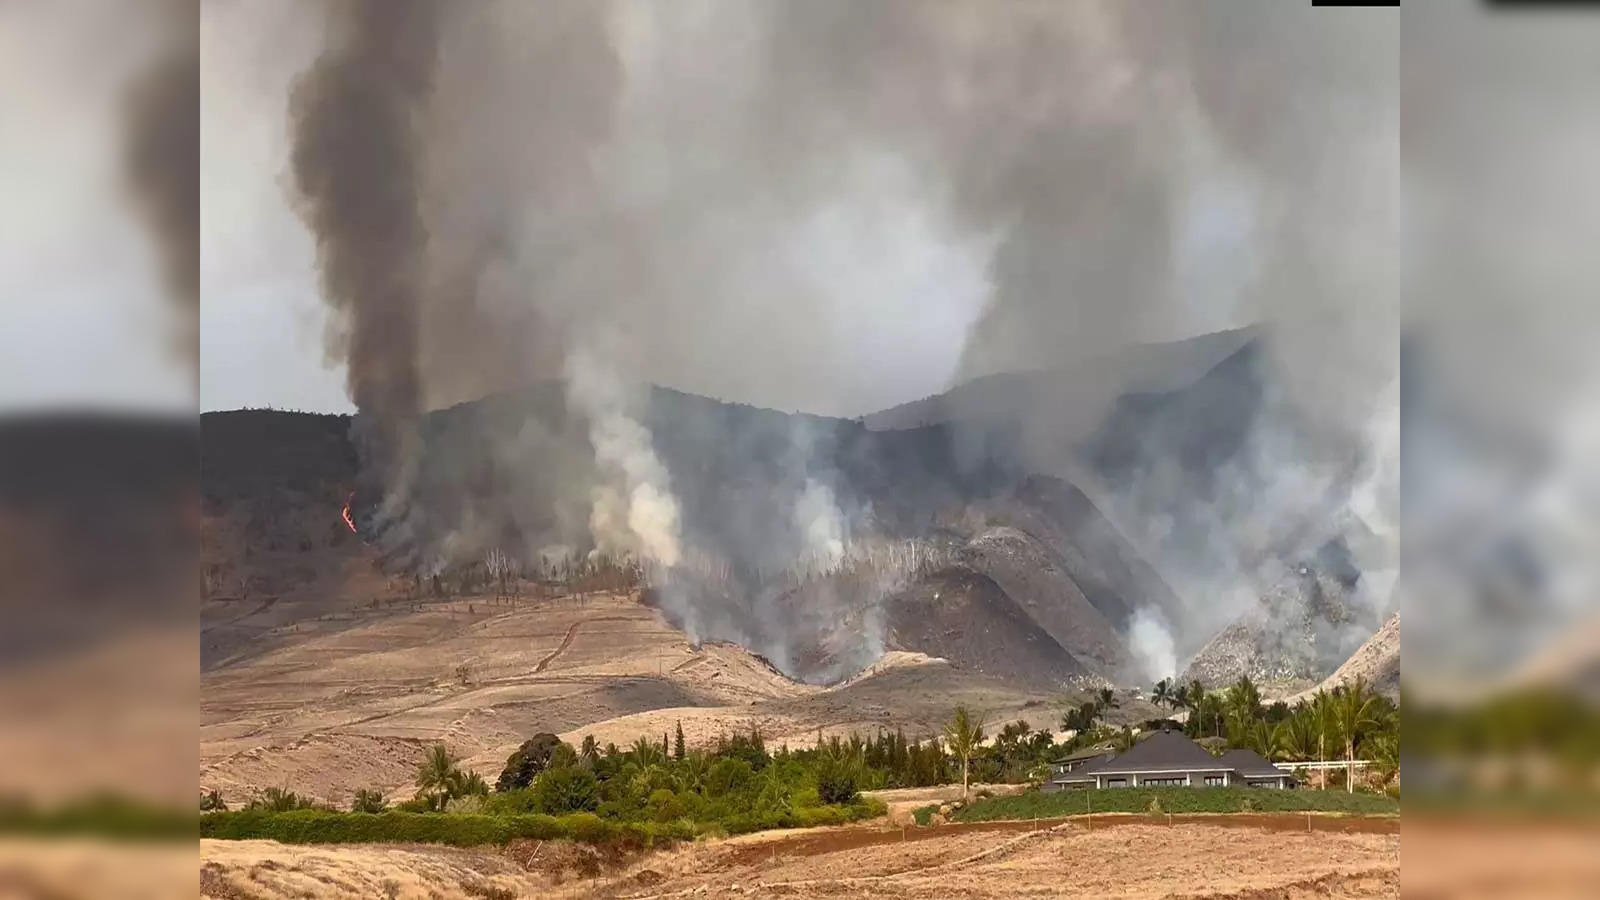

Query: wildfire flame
<box><xmin>341</xmin><ymin>493</ymin><xmax>357</xmax><ymax>534</ymax></box>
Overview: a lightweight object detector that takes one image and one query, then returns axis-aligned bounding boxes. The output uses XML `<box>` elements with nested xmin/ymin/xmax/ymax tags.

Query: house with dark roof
<box><xmin>1044</xmin><ymin>742</ymin><xmax>1119</xmax><ymax>782</ymax></box>
<box><xmin>1215</xmin><ymin>748</ymin><xmax>1296</xmax><ymax>789</ymax></box>
<box><xmin>1043</xmin><ymin>731</ymin><xmax>1296</xmax><ymax>791</ymax></box>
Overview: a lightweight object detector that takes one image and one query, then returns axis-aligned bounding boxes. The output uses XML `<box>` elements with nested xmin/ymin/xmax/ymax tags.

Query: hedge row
<box><xmin>200</xmin><ymin>810</ymin><xmax>692</xmax><ymax>846</ymax></box>
<box><xmin>200</xmin><ymin>799</ymin><xmax>885</xmax><ymax>847</ymax></box>
<box><xmin>0</xmin><ymin>795</ymin><xmax>194</xmax><ymax>842</ymax></box>
<box><xmin>949</xmin><ymin>786</ymin><xmax>1399</xmax><ymax>822</ymax></box>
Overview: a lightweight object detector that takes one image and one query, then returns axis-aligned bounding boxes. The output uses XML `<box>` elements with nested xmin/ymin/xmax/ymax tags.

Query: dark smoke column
<box><xmin>122</xmin><ymin>0</ymin><xmax>199</xmax><ymax>369</ymax></box>
<box><xmin>288</xmin><ymin>0</ymin><xmax>437</xmax><ymax>509</ymax></box>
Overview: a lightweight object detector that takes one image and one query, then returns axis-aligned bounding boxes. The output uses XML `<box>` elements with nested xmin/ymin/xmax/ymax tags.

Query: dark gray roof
<box><xmin>1055</xmin><ymin>731</ymin><xmax>1228</xmax><ymax>779</ymax></box>
<box><xmin>1051</xmin><ymin>743</ymin><xmax>1117</xmax><ymax>764</ymax></box>
<box><xmin>1092</xmin><ymin>731</ymin><xmax>1218</xmax><ymax>770</ymax></box>
<box><xmin>1218</xmin><ymin>749</ymin><xmax>1290</xmax><ymax>779</ymax></box>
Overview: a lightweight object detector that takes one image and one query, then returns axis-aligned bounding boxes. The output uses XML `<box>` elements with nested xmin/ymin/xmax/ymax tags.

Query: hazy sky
<box><xmin>0</xmin><ymin>2</ymin><xmax>192</xmax><ymax>412</ymax></box>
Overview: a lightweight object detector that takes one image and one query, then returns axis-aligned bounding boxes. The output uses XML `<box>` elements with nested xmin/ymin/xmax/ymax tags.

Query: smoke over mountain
<box><xmin>259</xmin><ymin>1</ymin><xmax>1396</xmax><ymax>683</ymax></box>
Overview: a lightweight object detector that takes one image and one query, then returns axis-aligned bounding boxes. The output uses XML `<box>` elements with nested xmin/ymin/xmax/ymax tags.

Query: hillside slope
<box><xmin>202</xmin><ymin>328</ymin><xmax>1386</xmax><ymax>695</ymax></box>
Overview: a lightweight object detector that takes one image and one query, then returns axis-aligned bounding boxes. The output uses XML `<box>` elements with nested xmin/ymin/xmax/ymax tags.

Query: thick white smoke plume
<box><xmin>567</xmin><ymin>344</ymin><xmax>681</xmax><ymax>569</ymax></box>
<box><xmin>792</xmin><ymin>479</ymin><xmax>847</xmax><ymax>575</ymax></box>
<box><xmin>1128</xmin><ymin>606</ymin><xmax>1178</xmax><ymax>685</ymax></box>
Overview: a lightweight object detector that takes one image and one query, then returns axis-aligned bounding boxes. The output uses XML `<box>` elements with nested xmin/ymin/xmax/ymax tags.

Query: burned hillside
<box><xmin>203</xmin><ymin>331</ymin><xmax>1387</xmax><ymax>690</ymax></box>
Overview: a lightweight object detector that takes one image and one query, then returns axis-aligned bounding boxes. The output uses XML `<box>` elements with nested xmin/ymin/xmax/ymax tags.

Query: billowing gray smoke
<box><xmin>122</xmin><ymin>0</ymin><xmax>199</xmax><ymax>365</ymax></box>
<box><xmin>273</xmin><ymin>1</ymin><xmax>1397</xmax><ymax>684</ymax></box>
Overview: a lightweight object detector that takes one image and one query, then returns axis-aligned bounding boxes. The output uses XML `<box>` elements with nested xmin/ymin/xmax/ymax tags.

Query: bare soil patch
<box><xmin>569</xmin><ymin>818</ymin><xmax>1399</xmax><ymax>899</ymax></box>
<box><xmin>200</xmin><ymin>817</ymin><xmax>1399</xmax><ymax>899</ymax></box>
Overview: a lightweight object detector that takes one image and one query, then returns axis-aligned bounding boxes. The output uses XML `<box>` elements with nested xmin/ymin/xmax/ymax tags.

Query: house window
<box><xmin>1141</xmin><ymin>777</ymin><xmax>1186</xmax><ymax>786</ymax></box>
<box><xmin>1204</xmin><ymin>775</ymin><xmax>1226</xmax><ymax>786</ymax></box>
<box><xmin>1104</xmin><ymin>778</ymin><xmax>1128</xmax><ymax>788</ymax></box>
<box><xmin>1248</xmin><ymin>780</ymin><xmax>1283</xmax><ymax>789</ymax></box>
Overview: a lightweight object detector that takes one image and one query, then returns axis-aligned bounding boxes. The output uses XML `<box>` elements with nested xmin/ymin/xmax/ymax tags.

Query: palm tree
<box><xmin>1227</xmin><ymin>675</ymin><xmax>1263</xmax><ymax>722</ymax></box>
<box><xmin>1173</xmin><ymin>682</ymin><xmax>1192</xmax><ymax>712</ymax></box>
<box><xmin>1060</xmin><ymin>701</ymin><xmax>1099</xmax><ymax>735</ymax></box>
<box><xmin>1113</xmin><ymin>725</ymin><xmax>1136</xmax><ymax>753</ymax></box>
<box><xmin>257</xmin><ymin>786</ymin><xmax>305</xmax><ymax>812</ymax></box>
<box><xmin>416</xmin><ymin>744</ymin><xmax>458</xmax><ymax>811</ymax></box>
<box><xmin>1274</xmin><ymin>705</ymin><xmax>1320</xmax><ymax>763</ymax></box>
<box><xmin>679</xmin><ymin>751</ymin><xmax>710</xmax><ymax>794</ymax></box>
<box><xmin>1239</xmin><ymin>719</ymin><xmax>1274</xmax><ymax>757</ymax></box>
<box><xmin>1152</xmin><ymin>678</ymin><xmax>1173</xmax><ymax>711</ymax></box>
<box><xmin>350</xmin><ymin>789</ymin><xmax>386</xmax><ymax>813</ymax></box>
<box><xmin>943</xmin><ymin>705</ymin><xmax>985</xmax><ymax>800</ymax></box>
<box><xmin>450</xmin><ymin>770</ymin><xmax>488</xmax><ymax>797</ymax></box>
<box><xmin>631</xmin><ymin>736</ymin><xmax>666</xmax><ymax>767</ymax></box>
<box><xmin>579</xmin><ymin>735</ymin><xmax>599</xmax><ymax>767</ymax></box>
<box><xmin>1184</xmin><ymin>679</ymin><xmax>1208</xmax><ymax>733</ymax></box>
<box><xmin>1097</xmin><ymin>687</ymin><xmax>1119</xmax><ymax>712</ymax></box>
<box><xmin>1330</xmin><ymin>676</ymin><xmax>1386</xmax><ymax>793</ymax></box>
<box><xmin>1198</xmin><ymin>692</ymin><xmax>1226</xmax><ymax>739</ymax></box>
<box><xmin>1309</xmin><ymin>688</ymin><xmax>1336</xmax><ymax>789</ymax></box>
<box><xmin>756</xmin><ymin>763</ymin><xmax>792</xmax><ymax>813</ymax></box>
<box><xmin>1368</xmin><ymin>732</ymin><xmax>1399</xmax><ymax>790</ymax></box>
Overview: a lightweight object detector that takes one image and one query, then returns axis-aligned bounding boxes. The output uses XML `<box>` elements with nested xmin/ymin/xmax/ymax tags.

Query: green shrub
<box><xmin>350</xmin><ymin>790</ymin><xmax>386</xmax><ymax>814</ymax></box>
<box><xmin>646</xmin><ymin>789</ymin><xmax>686</xmax><ymax>823</ymax></box>
<box><xmin>949</xmin><ymin>787</ymin><xmax>1398</xmax><ymax>822</ymax></box>
<box><xmin>249</xmin><ymin>787</ymin><xmax>314</xmax><ymax>812</ymax></box>
<box><xmin>495</xmin><ymin>733</ymin><xmax>565</xmax><ymax>792</ymax></box>
<box><xmin>814</xmin><ymin>757</ymin><xmax>860</xmax><ymax>805</ymax></box>
<box><xmin>480</xmin><ymin>788</ymin><xmax>541</xmax><ymax>816</ymax></box>
<box><xmin>705</xmin><ymin>759</ymin><xmax>754</xmax><ymax>799</ymax></box>
<box><xmin>795</xmin><ymin>805</ymin><xmax>846</xmax><ymax>828</ymax></box>
<box><xmin>394</xmin><ymin>796</ymin><xmax>432</xmax><ymax>813</ymax></box>
<box><xmin>199</xmin><ymin>800</ymin><xmax>874</xmax><ymax>847</ymax></box>
<box><xmin>0</xmin><ymin>794</ymin><xmax>194</xmax><ymax>841</ymax></box>
<box><xmin>562</xmin><ymin>812</ymin><xmax>611</xmax><ymax>843</ymax></box>
<box><xmin>532</xmin><ymin>767</ymin><xmax>599</xmax><ymax>814</ymax></box>
<box><xmin>445</xmin><ymin>795</ymin><xmax>485</xmax><ymax>814</ymax></box>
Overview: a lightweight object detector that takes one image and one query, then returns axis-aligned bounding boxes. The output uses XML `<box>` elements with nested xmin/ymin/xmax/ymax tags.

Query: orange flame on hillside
<box><xmin>341</xmin><ymin>493</ymin><xmax>357</xmax><ymax>533</ymax></box>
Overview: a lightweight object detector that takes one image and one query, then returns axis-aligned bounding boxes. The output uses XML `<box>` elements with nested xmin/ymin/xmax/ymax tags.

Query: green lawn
<box><xmin>943</xmin><ymin>787</ymin><xmax>1398</xmax><ymax>823</ymax></box>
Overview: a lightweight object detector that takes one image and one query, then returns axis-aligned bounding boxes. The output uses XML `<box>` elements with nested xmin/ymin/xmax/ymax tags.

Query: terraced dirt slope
<box><xmin>200</xmin><ymin>588</ymin><xmax>1060</xmax><ymax>807</ymax></box>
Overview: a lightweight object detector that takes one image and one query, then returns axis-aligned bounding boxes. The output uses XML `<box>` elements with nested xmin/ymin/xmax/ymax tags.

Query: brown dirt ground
<box><xmin>199</xmin><ymin>817</ymin><xmax>1401</xmax><ymax>900</ymax></box>
<box><xmin>1403</xmin><ymin>816</ymin><xmax>1600</xmax><ymax>900</ymax></box>
<box><xmin>0</xmin><ymin>839</ymin><xmax>195</xmax><ymax>900</ymax></box>
<box><xmin>865</xmin><ymin>783</ymin><xmax>1029</xmax><ymax>825</ymax></box>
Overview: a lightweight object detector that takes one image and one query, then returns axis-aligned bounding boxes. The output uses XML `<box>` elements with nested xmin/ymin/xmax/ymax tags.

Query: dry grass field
<box><xmin>202</xmin><ymin>587</ymin><xmax>1060</xmax><ymax>808</ymax></box>
<box><xmin>198</xmin><ymin>817</ymin><xmax>1401</xmax><ymax>899</ymax></box>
